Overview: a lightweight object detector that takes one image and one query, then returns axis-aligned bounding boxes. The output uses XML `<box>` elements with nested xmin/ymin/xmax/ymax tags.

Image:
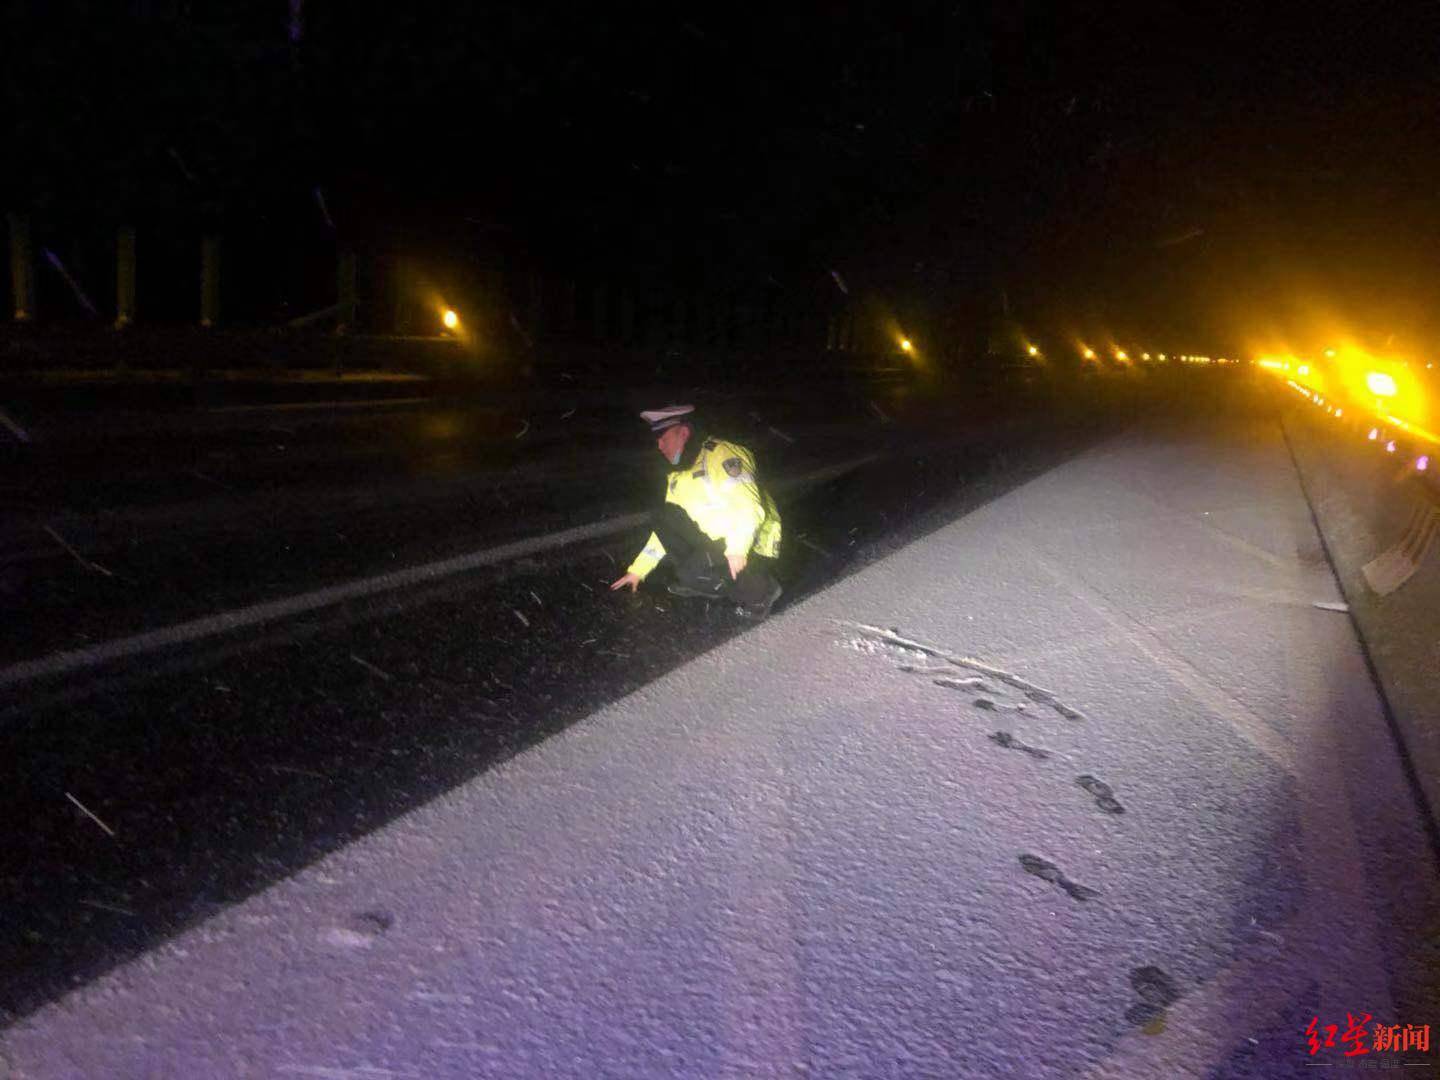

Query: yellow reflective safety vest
<box><xmin>627</xmin><ymin>436</ymin><xmax>782</xmax><ymax>580</ymax></box>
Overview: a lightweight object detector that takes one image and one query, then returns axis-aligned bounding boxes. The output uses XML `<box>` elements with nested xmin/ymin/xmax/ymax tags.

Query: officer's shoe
<box><xmin>667</xmin><ymin>577</ymin><xmax>727</xmax><ymax>599</ymax></box>
<box><xmin>734</xmin><ymin>580</ymin><xmax>783</xmax><ymax>621</ymax></box>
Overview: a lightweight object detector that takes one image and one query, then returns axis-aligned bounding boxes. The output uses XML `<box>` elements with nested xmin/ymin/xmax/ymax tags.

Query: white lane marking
<box><xmin>0</xmin><ymin>514</ymin><xmax>643</xmax><ymax>690</ymax></box>
<box><xmin>0</xmin><ymin>455</ymin><xmax>875</xmax><ymax>690</ymax></box>
<box><xmin>208</xmin><ymin>397</ymin><xmax>436</xmax><ymax>414</ymax></box>
<box><xmin>0</xmin><ymin>406</ymin><xmax>32</xmax><ymax>443</ymax></box>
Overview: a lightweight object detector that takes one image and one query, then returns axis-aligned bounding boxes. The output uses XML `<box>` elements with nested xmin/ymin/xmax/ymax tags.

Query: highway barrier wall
<box><xmin>1280</xmin><ymin>394</ymin><xmax>1440</xmax><ymax>831</ymax></box>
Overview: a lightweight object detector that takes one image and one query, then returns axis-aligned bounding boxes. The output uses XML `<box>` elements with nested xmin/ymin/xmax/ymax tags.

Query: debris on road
<box><xmin>0</xmin><ymin>406</ymin><xmax>33</xmax><ymax>443</ymax></box>
<box><xmin>1247</xmin><ymin>917</ymin><xmax>1285</xmax><ymax>947</ymax></box>
<box><xmin>190</xmin><ymin>467</ymin><xmax>233</xmax><ymax>491</ymax></box>
<box><xmin>64</xmin><ymin>792</ymin><xmax>116</xmax><ymax>838</ymax></box>
<box><xmin>269</xmin><ymin>765</ymin><xmax>326</xmax><ymax>779</ymax></box>
<box><xmin>797</xmin><ymin>535</ymin><xmax>831</xmax><ymax>557</ymax></box>
<box><xmin>43</xmin><ymin>525</ymin><xmax>115</xmax><ymax>578</ymax></box>
<box><xmin>77</xmin><ymin>898</ymin><xmax>136</xmax><ymax>917</ymax></box>
<box><xmin>349</xmin><ymin>654</ymin><xmax>393</xmax><ymax>681</ymax></box>
<box><xmin>320</xmin><ymin>927</ymin><xmax>377</xmax><ymax>951</ymax></box>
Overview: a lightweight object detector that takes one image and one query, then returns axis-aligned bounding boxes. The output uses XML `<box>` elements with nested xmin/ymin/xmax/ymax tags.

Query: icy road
<box><xmin>4</xmin><ymin>407</ymin><xmax>1436</xmax><ymax>1078</ymax></box>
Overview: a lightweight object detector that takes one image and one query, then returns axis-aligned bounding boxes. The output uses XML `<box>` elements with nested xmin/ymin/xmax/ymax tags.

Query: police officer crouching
<box><xmin>610</xmin><ymin>404</ymin><xmax>783</xmax><ymax>621</ymax></box>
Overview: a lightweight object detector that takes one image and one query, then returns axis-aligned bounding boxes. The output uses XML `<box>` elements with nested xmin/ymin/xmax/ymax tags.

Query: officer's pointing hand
<box><xmin>726</xmin><ymin>553</ymin><xmax>747</xmax><ymax>579</ymax></box>
<box><xmin>610</xmin><ymin>572</ymin><xmax>641</xmax><ymax>592</ymax></box>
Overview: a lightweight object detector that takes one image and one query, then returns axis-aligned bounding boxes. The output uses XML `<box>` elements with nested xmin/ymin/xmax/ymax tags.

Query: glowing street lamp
<box><xmin>1365</xmin><ymin>371</ymin><xmax>1397</xmax><ymax>397</ymax></box>
<box><xmin>442</xmin><ymin>309</ymin><xmax>460</xmax><ymax>331</ymax></box>
<box><xmin>1027</xmin><ymin>345</ymin><xmax>1040</xmax><ymax>357</ymax></box>
<box><xmin>899</xmin><ymin>337</ymin><xmax>914</xmax><ymax>353</ymax></box>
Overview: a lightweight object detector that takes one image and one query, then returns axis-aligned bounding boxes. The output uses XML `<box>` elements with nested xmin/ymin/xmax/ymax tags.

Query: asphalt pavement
<box><xmin>4</xmin><ymin>377</ymin><xmax>1432</xmax><ymax>1077</ymax></box>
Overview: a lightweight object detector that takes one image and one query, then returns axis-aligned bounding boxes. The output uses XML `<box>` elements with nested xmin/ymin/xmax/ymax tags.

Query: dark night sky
<box><xmin>7</xmin><ymin>1</ymin><xmax>1440</xmax><ymax>347</ymax></box>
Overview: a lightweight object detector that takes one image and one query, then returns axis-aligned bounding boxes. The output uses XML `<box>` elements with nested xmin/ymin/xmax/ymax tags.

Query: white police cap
<box><xmin>640</xmin><ymin>404</ymin><xmax>695</xmax><ymax>433</ymax></box>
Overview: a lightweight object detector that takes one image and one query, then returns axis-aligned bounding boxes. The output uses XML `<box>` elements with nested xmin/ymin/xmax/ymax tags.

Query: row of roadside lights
<box><xmin>1078</xmin><ymin>346</ymin><xmax>1235</xmax><ymax>364</ymax></box>
<box><xmin>902</xmin><ymin>335</ymin><xmax>1240</xmax><ymax>367</ymax></box>
<box><xmin>1287</xmin><ymin>377</ymin><xmax>1431</xmax><ymax>474</ymax></box>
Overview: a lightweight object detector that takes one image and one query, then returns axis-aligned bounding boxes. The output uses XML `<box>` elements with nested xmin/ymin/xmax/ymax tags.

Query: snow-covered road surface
<box><xmin>4</xmin><ymin>410</ymin><xmax>1434</xmax><ymax>1078</ymax></box>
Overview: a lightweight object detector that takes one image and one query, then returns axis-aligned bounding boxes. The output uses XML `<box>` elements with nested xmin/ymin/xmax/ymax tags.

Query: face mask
<box><xmin>667</xmin><ymin>449</ymin><xmax>682</xmax><ymax>465</ymax></box>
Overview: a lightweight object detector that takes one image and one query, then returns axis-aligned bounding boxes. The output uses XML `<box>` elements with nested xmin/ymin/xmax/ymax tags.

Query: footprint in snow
<box><xmin>1018</xmin><ymin>853</ymin><xmax>1099</xmax><ymax>902</ymax></box>
<box><xmin>1124</xmin><ymin>965</ymin><xmax>1182</xmax><ymax>1029</ymax></box>
<box><xmin>988</xmin><ymin>731</ymin><xmax>1052</xmax><ymax>760</ymax></box>
<box><xmin>1076</xmin><ymin>774</ymin><xmax>1126</xmax><ymax>815</ymax></box>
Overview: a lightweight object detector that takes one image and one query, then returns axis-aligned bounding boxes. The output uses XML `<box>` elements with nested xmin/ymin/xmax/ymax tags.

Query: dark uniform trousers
<box><xmin>651</xmin><ymin>503</ymin><xmax>779</xmax><ymax>608</ymax></box>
